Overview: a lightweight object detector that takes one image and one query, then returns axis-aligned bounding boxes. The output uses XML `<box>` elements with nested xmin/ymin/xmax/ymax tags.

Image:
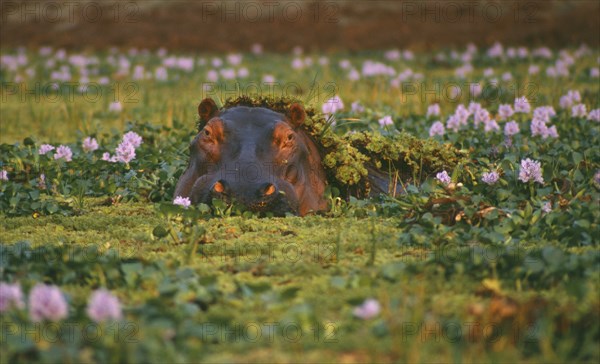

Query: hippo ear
<box><xmin>198</xmin><ymin>98</ymin><xmax>219</xmax><ymax>124</ymax></box>
<box><xmin>287</xmin><ymin>103</ymin><xmax>306</xmax><ymax>128</ymax></box>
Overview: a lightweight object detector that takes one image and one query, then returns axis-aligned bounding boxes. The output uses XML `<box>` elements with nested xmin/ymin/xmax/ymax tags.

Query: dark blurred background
<box><xmin>1</xmin><ymin>0</ymin><xmax>599</xmax><ymax>51</ymax></box>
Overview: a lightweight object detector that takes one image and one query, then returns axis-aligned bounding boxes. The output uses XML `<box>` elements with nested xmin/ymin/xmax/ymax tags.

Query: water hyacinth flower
<box><xmin>155</xmin><ymin>66</ymin><xmax>168</xmax><ymax>81</ymax></box>
<box><xmin>528</xmin><ymin>65</ymin><xmax>540</xmax><ymax>75</ymax></box>
<box><xmin>530</xmin><ymin>118</ymin><xmax>548</xmax><ymax>138</ymax></box>
<box><xmin>251</xmin><ymin>43</ymin><xmax>263</xmax><ymax>55</ymax></box>
<box><xmin>353</xmin><ymin>299</ymin><xmax>381</xmax><ymax>320</ymax></box>
<box><xmin>542</xmin><ymin>202</ymin><xmax>552</xmax><ymax>213</ymax></box>
<box><xmin>498</xmin><ymin>104</ymin><xmax>514</xmax><ymax>120</ymax></box>
<box><xmin>468</xmin><ymin>102</ymin><xmax>481</xmax><ymax>115</ymax></box>
<box><xmin>0</xmin><ymin>170</ymin><xmax>7</xmax><ymax>181</ymax></box>
<box><xmin>87</xmin><ymin>289</ymin><xmax>123</xmax><ymax>322</ymax></box>
<box><xmin>109</xmin><ymin>101</ymin><xmax>123</xmax><ymax>113</ymax></box>
<box><xmin>207</xmin><ymin>69</ymin><xmax>219</xmax><ymax>82</ymax></box>
<box><xmin>594</xmin><ymin>170</ymin><xmax>600</xmax><ymax>185</ymax></box>
<box><xmin>518</xmin><ymin>159</ymin><xmax>544</xmax><ymax>184</ymax></box>
<box><xmin>436</xmin><ymin>170</ymin><xmax>451</xmax><ymax>185</ymax></box>
<box><xmin>173</xmin><ymin>196</ymin><xmax>191</xmax><ymax>208</ymax></box>
<box><xmin>237</xmin><ymin>67</ymin><xmax>249</xmax><ymax>78</ymax></box>
<box><xmin>0</xmin><ymin>282</ymin><xmax>25</xmax><ymax>311</ymax></box>
<box><xmin>426</xmin><ymin>103</ymin><xmax>441</xmax><ymax>117</ymax></box>
<box><xmin>123</xmin><ymin>131</ymin><xmax>143</xmax><ymax>148</ymax></box>
<box><xmin>546</xmin><ymin>125</ymin><xmax>559</xmax><ymax>139</ymax></box>
<box><xmin>291</xmin><ymin>58</ymin><xmax>304</xmax><ymax>70</ymax></box>
<box><xmin>82</xmin><ymin>137</ymin><xmax>99</xmax><ymax>152</ymax></box>
<box><xmin>446</xmin><ymin>115</ymin><xmax>461</xmax><ymax>133</ymax></box>
<box><xmin>115</xmin><ymin>142</ymin><xmax>136</xmax><ymax>164</ymax></box>
<box><xmin>29</xmin><ymin>284</ymin><xmax>68</xmax><ymax>322</ymax></box>
<box><xmin>483</xmin><ymin>119</ymin><xmax>500</xmax><ymax>133</ymax></box>
<box><xmin>53</xmin><ymin>145</ymin><xmax>73</xmax><ymax>162</ymax></box>
<box><xmin>533</xmin><ymin>106</ymin><xmax>556</xmax><ymax>123</ymax></box>
<box><xmin>588</xmin><ymin>109</ymin><xmax>600</xmax><ymax>122</ymax></box>
<box><xmin>559</xmin><ymin>90</ymin><xmax>581</xmax><ymax>109</ymax></box>
<box><xmin>571</xmin><ymin>104</ymin><xmax>587</xmax><ymax>118</ymax></box>
<box><xmin>322</xmin><ymin>96</ymin><xmax>344</xmax><ymax>115</ymax></box>
<box><xmin>591</xmin><ymin>68</ymin><xmax>600</xmax><ymax>78</ymax></box>
<box><xmin>351</xmin><ymin>101</ymin><xmax>365</xmax><ymax>113</ymax></box>
<box><xmin>39</xmin><ymin>144</ymin><xmax>55</xmax><ymax>155</ymax></box>
<box><xmin>504</xmin><ymin>120</ymin><xmax>520</xmax><ymax>136</ymax></box>
<box><xmin>429</xmin><ymin>121</ymin><xmax>445</xmax><ymax>137</ymax></box>
<box><xmin>514</xmin><ymin>97</ymin><xmax>531</xmax><ymax>113</ymax></box>
<box><xmin>473</xmin><ymin>108</ymin><xmax>490</xmax><ymax>127</ymax></box>
<box><xmin>347</xmin><ymin>68</ymin><xmax>360</xmax><ymax>81</ymax></box>
<box><xmin>482</xmin><ymin>171</ymin><xmax>500</xmax><ymax>185</ymax></box>
<box><xmin>378</xmin><ymin>115</ymin><xmax>394</xmax><ymax>127</ymax></box>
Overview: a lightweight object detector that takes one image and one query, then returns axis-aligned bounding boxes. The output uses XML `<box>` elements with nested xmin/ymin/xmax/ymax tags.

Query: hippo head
<box><xmin>174</xmin><ymin>98</ymin><xmax>328</xmax><ymax>216</ymax></box>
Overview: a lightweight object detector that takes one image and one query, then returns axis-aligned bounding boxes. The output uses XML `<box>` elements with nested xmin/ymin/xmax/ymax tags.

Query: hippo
<box><xmin>174</xmin><ymin>98</ymin><xmax>328</xmax><ymax>216</ymax></box>
<box><xmin>175</xmin><ymin>97</ymin><xmax>420</xmax><ymax>216</ymax></box>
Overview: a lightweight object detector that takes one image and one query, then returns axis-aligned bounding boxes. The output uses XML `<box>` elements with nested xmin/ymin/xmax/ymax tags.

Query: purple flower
<box><xmin>351</xmin><ymin>101</ymin><xmax>365</xmax><ymax>113</ymax></box>
<box><xmin>594</xmin><ymin>170</ymin><xmax>600</xmax><ymax>185</ymax></box>
<box><xmin>0</xmin><ymin>170</ymin><xmax>8</xmax><ymax>181</ymax></box>
<box><xmin>0</xmin><ymin>282</ymin><xmax>25</xmax><ymax>312</ymax></box>
<box><xmin>353</xmin><ymin>298</ymin><xmax>381</xmax><ymax>320</ymax></box>
<box><xmin>39</xmin><ymin>144</ymin><xmax>55</xmax><ymax>155</ymax></box>
<box><xmin>571</xmin><ymin>104</ymin><xmax>587</xmax><ymax>118</ymax></box>
<box><xmin>542</xmin><ymin>202</ymin><xmax>552</xmax><ymax>213</ymax></box>
<box><xmin>115</xmin><ymin>142</ymin><xmax>136</xmax><ymax>164</ymax></box>
<box><xmin>588</xmin><ymin>109</ymin><xmax>600</xmax><ymax>122</ymax></box>
<box><xmin>87</xmin><ymin>289</ymin><xmax>122</xmax><ymax>322</ymax></box>
<box><xmin>446</xmin><ymin>115</ymin><xmax>460</xmax><ymax>132</ymax></box>
<box><xmin>530</xmin><ymin>118</ymin><xmax>548</xmax><ymax>138</ymax></box>
<box><xmin>482</xmin><ymin>171</ymin><xmax>500</xmax><ymax>185</ymax></box>
<box><xmin>436</xmin><ymin>170</ymin><xmax>451</xmax><ymax>185</ymax></box>
<box><xmin>533</xmin><ymin>106</ymin><xmax>556</xmax><ymax>123</ymax></box>
<box><xmin>378</xmin><ymin>115</ymin><xmax>394</xmax><ymax>127</ymax></box>
<box><xmin>173</xmin><ymin>196</ymin><xmax>191</xmax><ymax>208</ymax></box>
<box><xmin>498</xmin><ymin>104</ymin><xmax>514</xmax><ymax>120</ymax></box>
<box><xmin>504</xmin><ymin>120</ymin><xmax>520</xmax><ymax>136</ymax></box>
<box><xmin>518</xmin><ymin>159</ymin><xmax>544</xmax><ymax>184</ymax></box>
<box><xmin>109</xmin><ymin>101</ymin><xmax>123</xmax><ymax>113</ymax></box>
<box><xmin>528</xmin><ymin>65</ymin><xmax>540</xmax><ymax>75</ymax></box>
<box><xmin>514</xmin><ymin>97</ymin><xmax>531</xmax><ymax>113</ymax></box>
<box><xmin>429</xmin><ymin>121</ymin><xmax>445</xmax><ymax>137</ymax></box>
<box><xmin>546</xmin><ymin>125</ymin><xmax>559</xmax><ymax>139</ymax></box>
<box><xmin>102</xmin><ymin>152</ymin><xmax>112</xmax><ymax>161</ymax></box>
<box><xmin>483</xmin><ymin>118</ymin><xmax>499</xmax><ymax>133</ymax></box>
<box><xmin>454</xmin><ymin>104</ymin><xmax>470</xmax><ymax>126</ymax></box>
<box><xmin>53</xmin><ymin>145</ymin><xmax>73</xmax><ymax>162</ymax></box>
<box><xmin>122</xmin><ymin>131</ymin><xmax>142</xmax><ymax>148</ymax></box>
<box><xmin>322</xmin><ymin>96</ymin><xmax>344</xmax><ymax>115</ymax></box>
<box><xmin>29</xmin><ymin>284</ymin><xmax>68</xmax><ymax>322</ymax></box>
<box><xmin>426</xmin><ymin>103</ymin><xmax>441</xmax><ymax>117</ymax></box>
<box><xmin>474</xmin><ymin>108</ymin><xmax>491</xmax><ymax>128</ymax></box>
<box><xmin>82</xmin><ymin>137</ymin><xmax>98</xmax><ymax>152</ymax></box>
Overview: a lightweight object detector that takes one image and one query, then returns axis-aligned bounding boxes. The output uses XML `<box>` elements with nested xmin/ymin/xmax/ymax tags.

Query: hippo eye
<box><xmin>287</xmin><ymin>133</ymin><xmax>294</xmax><ymax>141</ymax></box>
<box><xmin>203</xmin><ymin>129</ymin><xmax>211</xmax><ymax>137</ymax></box>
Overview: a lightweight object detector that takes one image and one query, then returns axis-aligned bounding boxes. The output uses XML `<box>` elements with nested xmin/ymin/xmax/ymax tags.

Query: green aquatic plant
<box><xmin>221</xmin><ymin>95</ymin><xmax>467</xmax><ymax>196</ymax></box>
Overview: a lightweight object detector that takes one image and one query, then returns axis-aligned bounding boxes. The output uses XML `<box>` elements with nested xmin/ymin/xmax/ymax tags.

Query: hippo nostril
<box><xmin>212</xmin><ymin>180</ymin><xmax>227</xmax><ymax>194</ymax></box>
<box><xmin>261</xmin><ymin>183</ymin><xmax>277</xmax><ymax>197</ymax></box>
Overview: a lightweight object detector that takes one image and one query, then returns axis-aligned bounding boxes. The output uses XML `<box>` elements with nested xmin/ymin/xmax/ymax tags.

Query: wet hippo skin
<box><xmin>175</xmin><ymin>98</ymin><xmax>328</xmax><ymax>216</ymax></box>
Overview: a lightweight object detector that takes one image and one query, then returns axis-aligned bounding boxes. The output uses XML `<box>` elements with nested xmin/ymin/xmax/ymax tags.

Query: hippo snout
<box><xmin>210</xmin><ymin>179</ymin><xmax>278</xmax><ymax>204</ymax></box>
<box><xmin>203</xmin><ymin>178</ymin><xmax>296</xmax><ymax>215</ymax></box>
